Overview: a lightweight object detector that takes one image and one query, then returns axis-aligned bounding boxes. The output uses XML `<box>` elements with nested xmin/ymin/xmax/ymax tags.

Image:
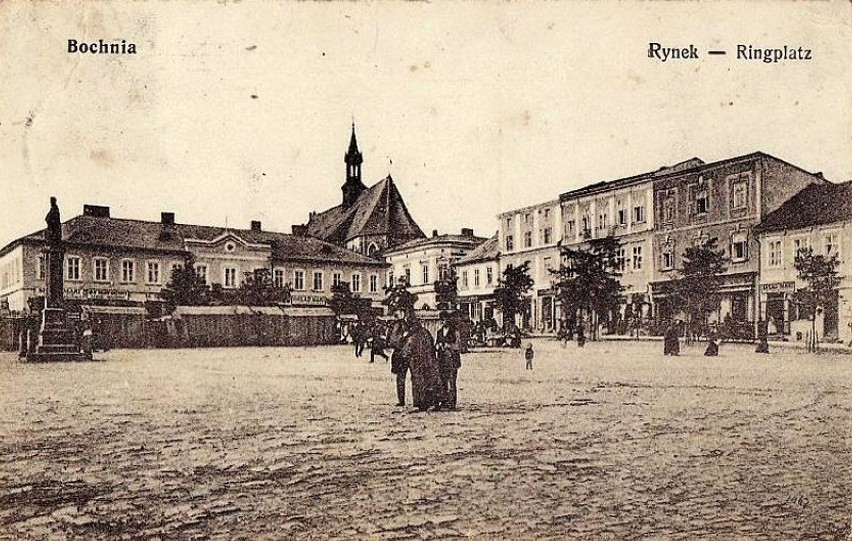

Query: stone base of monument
<box><xmin>25</xmin><ymin>307</ymin><xmax>91</xmax><ymax>362</ymax></box>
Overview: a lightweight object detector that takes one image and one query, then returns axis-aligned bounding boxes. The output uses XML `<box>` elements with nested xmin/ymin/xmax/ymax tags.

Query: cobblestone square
<box><xmin>1</xmin><ymin>340</ymin><xmax>850</xmax><ymax>540</ymax></box>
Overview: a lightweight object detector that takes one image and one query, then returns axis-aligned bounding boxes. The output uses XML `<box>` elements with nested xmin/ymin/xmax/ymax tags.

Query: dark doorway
<box><xmin>823</xmin><ymin>291</ymin><xmax>839</xmax><ymax>340</ymax></box>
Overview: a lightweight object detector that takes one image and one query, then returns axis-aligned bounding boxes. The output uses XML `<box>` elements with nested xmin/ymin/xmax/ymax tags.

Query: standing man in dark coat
<box><xmin>663</xmin><ymin>320</ymin><xmax>682</xmax><ymax>356</ymax></box>
<box><xmin>704</xmin><ymin>326</ymin><xmax>720</xmax><ymax>357</ymax></box>
<box><xmin>388</xmin><ymin>307</ymin><xmax>441</xmax><ymax>411</ymax></box>
<box><xmin>435</xmin><ymin>312</ymin><xmax>461</xmax><ymax>410</ymax></box>
<box><xmin>755</xmin><ymin>319</ymin><xmax>770</xmax><ymax>353</ymax></box>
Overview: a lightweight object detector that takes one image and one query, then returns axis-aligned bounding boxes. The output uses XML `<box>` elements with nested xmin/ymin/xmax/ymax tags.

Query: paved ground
<box><xmin>0</xmin><ymin>339</ymin><xmax>850</xmax><ymax>540</ymax></box>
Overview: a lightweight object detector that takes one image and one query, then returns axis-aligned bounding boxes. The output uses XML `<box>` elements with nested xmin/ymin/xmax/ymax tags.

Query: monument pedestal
<box><xmin>24</xmin><ymin>197</ymin><xmax>94</xmax><ymax>362</ymax></box>
<box><xmin>25</xmin><ymin>307</ymin><xmax>90</xmax><ymax>362</ymax></box>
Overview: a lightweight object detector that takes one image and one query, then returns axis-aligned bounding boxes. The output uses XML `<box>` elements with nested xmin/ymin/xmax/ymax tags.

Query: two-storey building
<box><xmin>383</xmin><ymin>229</ymin><xmax>486</xmax><ymax>310</ymax></box>
<box><xmin>0</xmin><ymin>205</ymin><xmax>388</xmax><ymax>315</ymax></box>
<box><xmin>454</xmin><ymin>235</ymin><xmax>500</xmax><ymax>325</ymax></box>
<box><xmin>755</xmin><ymin>181</ymin><xmax>852</xmax><ymax>344</ymax></box>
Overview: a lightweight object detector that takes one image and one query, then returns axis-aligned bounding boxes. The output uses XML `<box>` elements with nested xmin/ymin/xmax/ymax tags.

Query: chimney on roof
<box><xmin>83</xmin><ymin>205</ymin><xmax>110</xmax><ymax>218</ymax></box>
<box><xmin>161</xmin><ymin>212</ymin><xmax>175</xmax><ymax>226</ymax></box>
<box><xmin>251</xmin><ymin>220</ymin><xmax>262</xmax><ymax>231</ymax></box>
<box><xmin>432</xmin><ymin>230</ymin><xmax>439</xmax><ymax>238</ymax></box>
<box><xmin>815</xmin><ymin>172</ymin><xmax>824</xmax><ymax>179</ymax></box>
<box><xmin>292</xmin><ymin>224</ymin><xmax>307</xmax><ymax>236</ymax></box>
<box><xmin>461</xmin><ymin>228</ymin><xmax>474</xmax><ymax>237</ymax></box>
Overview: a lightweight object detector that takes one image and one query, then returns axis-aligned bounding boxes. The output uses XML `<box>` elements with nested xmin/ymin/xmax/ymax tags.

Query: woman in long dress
<box><xmin>663</xmin><ymin>320</ymin><xmax>681</xmax><ymax>356</ymax></box>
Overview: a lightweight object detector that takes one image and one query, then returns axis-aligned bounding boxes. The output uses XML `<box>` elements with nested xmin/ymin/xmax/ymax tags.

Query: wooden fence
<box><xmin>1</xmin><ymin>305</ymin><xmax>338</xmax><ymax>351</ymax></box>
<box><xmin>164</xmin><ymin>306</ymin><xmax>337</xmax><ymax>348</ymax></box>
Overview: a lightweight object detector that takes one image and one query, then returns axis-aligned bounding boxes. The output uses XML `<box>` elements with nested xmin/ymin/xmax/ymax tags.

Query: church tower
<box><xmin>342</xmin><ymin>123</ymin><xmax>366</xmax><ymax>208</ymax></box>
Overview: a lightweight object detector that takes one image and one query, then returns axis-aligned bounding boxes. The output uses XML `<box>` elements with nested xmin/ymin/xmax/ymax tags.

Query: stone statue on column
<box><xmin>27</xmin><ymin>197</ymin><xmax>87</xmax><ymax>361</ymax></box>
<box><xmin>43</xmin><ymin>196</ymin><xmax>65</xmax><ymax>308</ymax></box>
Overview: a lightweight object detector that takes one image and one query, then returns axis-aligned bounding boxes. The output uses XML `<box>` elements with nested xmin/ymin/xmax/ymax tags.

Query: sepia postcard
<box><xmin>1</xmin><ymin>1</ymin><xmax>851</xmax><ymax>539</ymax></box>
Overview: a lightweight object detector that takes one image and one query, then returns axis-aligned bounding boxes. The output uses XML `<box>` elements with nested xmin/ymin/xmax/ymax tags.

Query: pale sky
<box><xmin>1</xmin><ymin>1</ymin><xmax>850</xmax><ymax>246</ymax></box>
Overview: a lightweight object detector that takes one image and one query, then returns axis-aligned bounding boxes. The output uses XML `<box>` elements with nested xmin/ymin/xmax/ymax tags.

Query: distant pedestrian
<box><xmin>576</xmin><ymin>322</ymin><xmax>586</xmax><ymax>348</ymax></box>
<box><xmin>370</xmin><ymin>322</ymin><xmax>388</xmax><ymax>363</ymax></box>
<box><xmin>353</xmin><ymin>322</ymin><xmax>367</xmax><ymax>358</ymax></box>
<box><xmin>524</xmin><ymin>343</ymin><xmax>534</xmax><ymax>370</ymax></box>
<box><xmin>435</xmin><ymin>312</ymin><xmax>461</xmax><ymax>410</ymax></box>
<box><xmin>663</xmin><ymin>320</ymin><xmax>681</xmax><ymax>356</ymax></box>
<box><xmin>704</xmin><ymin>328</ymin><xmax>720</xmax><ymax>357</ymax></box>
<box><xmin>81</xmin><ymin>321</ymin><xmax>94</xmax><ymax>359</ymax></box>
<box><xmin>557</xmin><ymin>319</ymin><xmax>570</xmax><ymax>348</ymax></box>
<box><xmin>755</xmin><ymin>319</ymin><xmax>770</xmax><ymax>354</ymax></box>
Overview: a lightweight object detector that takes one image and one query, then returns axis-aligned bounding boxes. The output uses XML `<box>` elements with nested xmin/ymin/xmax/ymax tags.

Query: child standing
<box><xmin>524</xmin><ymin>343</ymin><xmax>534</xmax><ymax>370</ymax></box>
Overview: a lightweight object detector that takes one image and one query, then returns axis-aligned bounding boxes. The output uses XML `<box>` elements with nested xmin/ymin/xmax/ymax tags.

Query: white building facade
<box><xmin>496</xmin><ymin>199</ymin><xmax>562</xmax><ymax>332</ymax></box>
<box><xmin>383</xmin><ymin>229</ymin><xmax>486</xmax><ymax>310</ymax></box>
<box><xmin>757</xmin><ymin>181</ymin><xmax>852</xmax><ymax>345</ymax></box>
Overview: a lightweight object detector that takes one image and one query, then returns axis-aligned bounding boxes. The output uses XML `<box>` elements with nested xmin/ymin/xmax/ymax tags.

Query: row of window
<box><xmin>459</xmin><ymin>266</ymin><xmax>495</xmax><ymax>290</ymax></box>
<box><xmin>657</xmin><ymin>233</ymin><xmax>750</xmax><ymax>272</ymax></box>
<box><xmin>661</xmin><ymin>176</ymin><xmax>750</xmax><ymax>223</ymax></box>
<box><xmin>506</xmin><ymin>207</ymin><xmax>553</xmax><ymax>228</ymax></box>
<box><xmin>615</xmin><ymin>246</ymin><xmax>645</xmax><ymax>273</ymax></box>
<box><xmin>394</xmin><ymin>262</ymin><xmax>455</xmax><ymax>288</ymax></box>
<box><xmin>49</xmin><ymin>256</ymin><xmax>381</xmax><ymax>294</ymax></box>
<box><xmin>564</xmin><ymin>204</ymin><xmax>648</xmax><ymax>242</ymax></box>
<box><xmin>505</xmin><ymin>227</ymin><xmax>554</xmax><ymax>252</ymax></box>
<box><xmin>289</xmin><ymin>269</ymin><xmax>380</xmax><ymax>293</ymax></box>
<box><xmin>766</xmin><ymin>234</ymin><xmax>840</xmax><ymax>268</ymax></box>
<box><xmin>56</xmin><ymin>257</ymin><xmax>178</xmax><ymax>285</ymax></box>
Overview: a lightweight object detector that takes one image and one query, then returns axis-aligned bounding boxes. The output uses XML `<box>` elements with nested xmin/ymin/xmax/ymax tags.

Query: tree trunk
<box><xmin>812</xmin><ymin>314</ymin><xmax>818</xmax><ymax>352</ymax></box>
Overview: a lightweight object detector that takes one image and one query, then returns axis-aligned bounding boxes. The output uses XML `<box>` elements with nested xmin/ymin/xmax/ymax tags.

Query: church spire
<box><xmin>342</xmin><ymin>123</ymin><xmax>365</xmax><ymax>208</ymax></box>
<box><xmin>347</xmin><ymin>122</ymin><xmax>360</xmax><ymax>156</ymax></box>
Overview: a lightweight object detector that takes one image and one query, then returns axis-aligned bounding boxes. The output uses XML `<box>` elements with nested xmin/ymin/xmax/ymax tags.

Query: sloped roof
<box><xmin>560</xmin><ymin>157</ymin><xmax>706</xmax><ymax>201</ymax></box>
<box><xmin>456</xmin><ymin>234</ymin><xmax>500</xmax><ymax>265</ymax></box>
<box><xmin>756</xmin><ymin>181</ymin><xmax>852</xmax><ymax>234</ymax></box>
<box><xmin>305</xmin><ymin>176</ymin><xmax>425</xmax><ymax>246</ymax></box>
<box><xmin>384</xmin><ymin>232</ymin><xmax>488</xmax><ymax>256</ymax></box>
<box><xmin>8</xmin><ymin>215</ymin><xmax>386</xmax><ymax>266</ymax></box>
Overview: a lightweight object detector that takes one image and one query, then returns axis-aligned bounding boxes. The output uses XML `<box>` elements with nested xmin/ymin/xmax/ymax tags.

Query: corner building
<box><xmin>756</xmin><ymin>181</ymin><xmax>852</xmax><ymax>344</ymax></box>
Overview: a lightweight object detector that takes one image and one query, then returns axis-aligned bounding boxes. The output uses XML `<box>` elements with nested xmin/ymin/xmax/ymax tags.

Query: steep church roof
<box><xmin>305</xmin><ymin>175</ymin><xmax>425</xmax><ymax>247</ymax></box>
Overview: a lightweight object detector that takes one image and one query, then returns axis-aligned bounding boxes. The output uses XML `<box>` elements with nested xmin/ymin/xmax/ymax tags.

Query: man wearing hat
<box><xmin>385</xmin><ymin>282</ymin><xmax>441</xmax><ymax>410</ymax></box>
<box><xmin>435</xmin><ymin>311</ymin><xmax>461</xmax><ymax>410</ymax></box>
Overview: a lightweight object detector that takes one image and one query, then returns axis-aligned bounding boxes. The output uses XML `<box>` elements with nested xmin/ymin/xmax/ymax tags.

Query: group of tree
<box><xmin>793</xmin><ymin>247</ymin><xmax>841</xmax><ymax>345</ymax></box>
<box><xmin>328</xmin><ymin>282</ymin><xmax>373</xmax><ymax>318</ymax></box>
<box><xmin>433</xmin><ymin>268</ymin><xmax>459</xmax><ymax>311</ymax></box>
<box><xmin>159</xmin><ymin>256</ymin><xmax>291</xmax><ymax>313</ymax></box>
<box><xmin>493</xmin><ymin>261</ymin><xmax>535</xmax><ymax>331</ymax></box>
<box><xmin>666</xmin><ymin>237</ymin><xmax>728</xmax><ymax>338</ymax></box>
<box><xmin>160</xmin><ymin>239</ymin><xmax>842</xmax><ymax>344</ymax></box>
<box><xmin>551</xmin><ymin>236</ymin><xmax>625</xmax><ymax>340</ymax></box>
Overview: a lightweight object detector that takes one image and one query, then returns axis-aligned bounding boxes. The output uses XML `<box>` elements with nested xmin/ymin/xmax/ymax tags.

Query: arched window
<box><xmin>367</xmin><ymin>243</ymin><xmax>379</xmax><ymax>256</ymax></box>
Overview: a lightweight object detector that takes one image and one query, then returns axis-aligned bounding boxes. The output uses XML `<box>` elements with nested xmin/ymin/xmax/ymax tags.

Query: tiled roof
<box><xmin>560</xmin><ymin>157</ymin><xmax>706</xmax><ymax>201</ymax></box>
<box><xmin>756</xmin><ymin>181</ymin><xmax>852</xmax><ymax>234</ymax></box>
<box><xmin>384</xmin><ymin>233</ymin><xmax>488</xmax><ymax>256</ymax></box>
<box><xmin>456</xmin><ymin>234</ymin><xmax>499</xmax><ymax>265</ymax></box>
<box><xmin>9</xmin><ymin>215</ymin><xmax>386</xmax><ymax>266</ymax></box>
<box><xmin>305</xmin><ymin>176</ymin><xmax>425</xmax><ymax>247</ymax></box>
